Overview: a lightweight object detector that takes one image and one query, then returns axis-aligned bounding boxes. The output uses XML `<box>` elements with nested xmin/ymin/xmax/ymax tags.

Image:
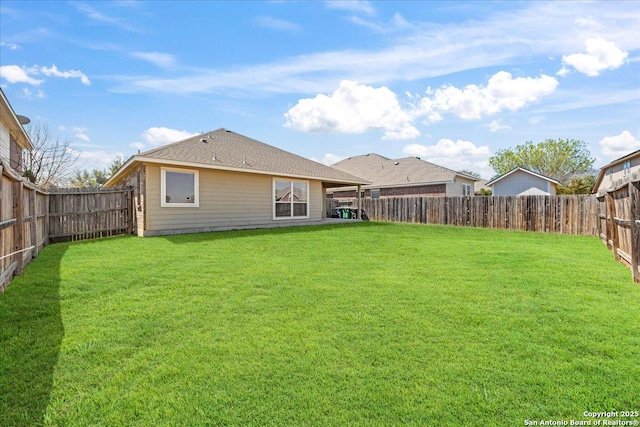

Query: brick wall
<box><xmin>332</xmin><ymin>184</ymin><xmax>446</xmax><ymax>199</ymax></box>
<box><xmin>381</xmin><ymin>184</ymin><xmax>445</xmax><ymax>197</ymax></box>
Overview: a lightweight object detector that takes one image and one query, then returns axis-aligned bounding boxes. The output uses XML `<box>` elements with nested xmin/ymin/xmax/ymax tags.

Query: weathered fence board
<box><xmin>597</xmin><ymin>174</ymin><xmax>640</xmax><ymax>283</ymax></box>
<box><xmin>48</xmin><ymin>187</ymin><xmax>133</xmax><ymax>243</ymax></box>
<box><xmin>0</xmin><ymin>164</ymin><xmax>48</xmax><ymax>293</ymax></box>
<box><xmin>328</xmin><ymin>195</ymin><xmax>599</xmax><ymax>236</ymax></box>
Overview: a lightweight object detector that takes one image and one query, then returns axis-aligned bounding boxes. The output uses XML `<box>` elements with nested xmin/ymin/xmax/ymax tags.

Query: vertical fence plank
<box><xmin>630</xmin><ymin>180</ymin><xmax>640</xmax><ymax>283</ymax></box>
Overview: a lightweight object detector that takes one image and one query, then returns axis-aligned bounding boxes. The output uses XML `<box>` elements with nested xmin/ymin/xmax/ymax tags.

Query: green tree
<box><xmin>556</xmin><ymin>174</ymin><xmax>596</xmax><ymax>195</ymax></box>
<box><xmin>488</xmin><ymin>139</ymin><xmax>594</xmax><ymax>185</ymax></box>
<box><xmin>70</xmin><ymin>157</ymin><xmax>124</xmax><ymax>188</ymax></box>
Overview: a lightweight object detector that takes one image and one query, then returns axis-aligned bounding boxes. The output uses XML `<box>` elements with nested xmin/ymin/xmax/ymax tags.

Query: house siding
<box><xmin>143</xmin><ymin>164</ymin><xmax>323</xmax><ymax>235</ymax></box>
<box><xmin>0</xmin><ymin>123</ymin><xmax>10</xmax><ymax>163</ymax></box>
<box><xmin>596</xmin><ymin>154</ymin><xmax>640</xmax><ymax>194</ymax></box>
<box><xmin>492</xmin><ymin>170</ymin><xmax>556</xmax><ymax>196</ymax></box>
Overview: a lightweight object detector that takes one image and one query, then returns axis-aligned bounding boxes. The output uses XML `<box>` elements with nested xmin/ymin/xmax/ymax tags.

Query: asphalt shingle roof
<box><xmin>109</xmin><ymin>129</ymin><xmax>368</xmax><ymax>186</ymax></box>
<box><xmin>331</xmin><ymin>153</ymin><xmax>474</xmax><ymax>187</ymax></box>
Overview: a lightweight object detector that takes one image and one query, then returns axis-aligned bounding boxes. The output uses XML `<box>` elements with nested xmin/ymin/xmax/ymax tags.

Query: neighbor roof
<box><xmin>331</xmin><ymin>153</ymin><xmax>478</xmax><ymax>188</ymax></box>
<box><xmin>105</xmin><ymin>128</ymin><xmax>369</xmax><ymax>187</ymax></box>
<box><xmin>486</xmin><ymin>167</ymin><xmax>561</xmax><ymax>187</ymax></box>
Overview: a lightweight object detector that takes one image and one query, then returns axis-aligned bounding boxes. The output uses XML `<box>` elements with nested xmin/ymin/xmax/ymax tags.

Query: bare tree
<box><xmin>23</xmin><ymin>122</ymin><xmax>80</xmax><ymax>188</ymax></box>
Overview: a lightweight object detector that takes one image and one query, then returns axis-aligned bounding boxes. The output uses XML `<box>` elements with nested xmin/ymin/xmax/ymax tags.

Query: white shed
<box><xmin>487</xmin><ymin>167</ymin><xmax>560</xmax><ymax>196</ymax></box>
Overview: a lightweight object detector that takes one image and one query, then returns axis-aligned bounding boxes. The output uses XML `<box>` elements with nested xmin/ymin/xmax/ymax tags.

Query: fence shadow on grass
<box><xmin>0</xmin><ymin>245</ymin><xmax>66</xmax><ymax>427</ymax></box>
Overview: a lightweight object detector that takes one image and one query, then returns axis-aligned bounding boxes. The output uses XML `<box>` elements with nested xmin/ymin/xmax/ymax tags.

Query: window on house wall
<box><xmin>623</xmin><ymin>161</ymin><xmax>631</xmax><ymax>176</ymax></box>
<box><xmin>274</xmin><ymin>179</ymin><xmax>308</xmax><ymax>219</ymax></box>
<box><xmin>371</xmin><ymin>189</ymin><xmax>380</xmax><ymax>199</ymax></box>
<box><xmin>462</xmin><ymin>184</ymin><xmax>472</xmax><ymax>196</ymax></box>
<box><xmin>161</xmin><ymin>167</ymin><xmax>199</xmax><ymax>207</ymax></box>
<box><xmin>608</xmin><ymin>167</ymin><xmax>613</xmax><ymax>180</ymax></box>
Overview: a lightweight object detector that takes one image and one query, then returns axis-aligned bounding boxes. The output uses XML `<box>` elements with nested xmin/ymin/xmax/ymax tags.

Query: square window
<box><xmin>161</xmin><ymin>168</ymin><xmax>199</xmax><ymax>207</ymax></box>
<box><xmin>274</xmin><ymin>180</ymin><xmax>309</xmax><ymax>219</ymax></box>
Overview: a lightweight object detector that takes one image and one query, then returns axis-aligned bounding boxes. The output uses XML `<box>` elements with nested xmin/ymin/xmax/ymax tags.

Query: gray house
<box><xmin>104</xmin><ymin>128</ymin><xmax>369</xmax><ymax>236</ymax></box>
<box><xmin>328</xmin><ymin>153</ymin><xmax>477</xmax><ymax>200</ymax></box>
<box><xmin>486</xmin><ymin>167</ymin><xmax>560</xmax><ymax>196</ymax></box>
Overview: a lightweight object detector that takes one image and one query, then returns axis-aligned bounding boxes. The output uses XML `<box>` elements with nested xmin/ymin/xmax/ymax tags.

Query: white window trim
<box><xmin>273</xmin><ymin>178</ymin><xmax>310</xmax><ymax>220</ymax></box>
<box><xmin>161</xmin><ymin>167</ymin><xmax>199</xmax><ymax>208</ymax></box>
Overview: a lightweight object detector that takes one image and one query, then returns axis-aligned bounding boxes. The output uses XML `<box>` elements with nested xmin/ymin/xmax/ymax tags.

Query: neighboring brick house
<box><xmin>0</xmin><ymin>88</ymin><xmax>33</xmax><ymax>174</ymax></box>
<box><xmin>327</xmin><ymin>153</ymin><xmax>477</xmax><ymax>200</ymax></box>
<box><xmin>593</xmin><ymin>149</ymin><xmax>640</xmax><ymax>195</ymax></box>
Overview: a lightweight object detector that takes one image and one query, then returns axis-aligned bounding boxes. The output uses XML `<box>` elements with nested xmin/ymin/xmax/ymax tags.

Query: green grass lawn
<box><xmin>1</xmin><ymin>222</ymin><xmax>638</xmax><ymax>426</ymax></box>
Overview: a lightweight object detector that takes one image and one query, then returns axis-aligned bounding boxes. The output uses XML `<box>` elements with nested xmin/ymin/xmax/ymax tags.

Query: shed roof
<box><xmin>486</xmin><ymin>167</ymin><xmax>561</xmax><ymax>187</ymax></box>
<box><xmin>331</xmin><ymin>153</ymin><xmax>477</xmax><ymax>188</ymax></box>
<box><xmin>105</xmin><ymin>128</ymin><xmax>369</xmax><ymax>187</ymax></box>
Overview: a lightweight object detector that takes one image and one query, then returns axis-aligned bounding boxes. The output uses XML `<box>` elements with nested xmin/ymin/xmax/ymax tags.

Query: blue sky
<box><xmin>1</xmin><ymin>0</ymin><xmax>639</xmax><ymax>179</ymax></box>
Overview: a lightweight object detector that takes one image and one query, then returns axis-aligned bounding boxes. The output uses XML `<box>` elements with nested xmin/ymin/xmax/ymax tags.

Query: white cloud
<box><xmin>487</xmin><ymin>119</ymin><xmax>510</xmax><ymax>133</ymax></box>
<box><xmin>404</xmin><ymin>139</ymin><xmax>491</xmax><ymax>158</ymax></box>
<box><xmin>253</xmin><ymin>16</ymin><xmax>301</xmax><ymax>32</ymax></box>
<box><xmin>348</xmin><ymin>12</ymin><xmax>412</xmax><ymax>33</ymax></box>
<box><xmin>325</xmin><ymin>0</ymin><xmax>375</xmax><ymax>15</ymax></box>
<box><xmin>529</xmin><ymin>116</ymin><xmax>544</xmax><ymax>125</ymax></box>
<box><xmin>75</xmin><ymin>133</ymin><xmax>91</xmax><ymax>142</ymax></box>
<box><xmin>322</xmin><ymin>153</ymin><xmax>345</xmax><ymax>165</ymax></box>
<box><xmin>129</xmin><ymin>141</ymin><xmax>145</xmax><ymax>150</ymax></box>
<box><xmin>73</xmin><ymin>3</ymin><xmax>142</xmax><ymax>33</ymax></box>
<box><xmin>0</xmin><ymin>41</ymin><xmax>19</xmax><ymax>50</ymax></box>
<box><xmin>599</xmin><ymin>130</ymin><xmax>640</xmax><ymax>158</ymax></box>
<box><xmin>403</xmin><ymin>139</ymin><xmax>493</xmax><ymax>178</ymax></box>
<box><xmin>416</xmin><ymin>71</ymin><xmax>559</xmax><ymax>120</ymax></box>
<box><xmin>311</xmin><ymin>153</ymin><xmax>346</xmax><ymax>165</ymax></box>
<box><xmin>141</xmin><ymin>127</ymin><xmax>198</xmax><ymax>146</ymax></box>
<box><xmin>0</xmin><ymin>65</ymin><xmax>43</xmax><ymax>85</ymax></box>
<box><xmin>40</xmin><ymin>64</ymin><xmax>91</xmax><ymax>85</ymax></box>
<box><xmin>114</xmin><ymin>2</ymin><xmax>639</xmax><ymax>98</ymax></box>
<box><xmin>131</xmin><ymin>52</ymin><xmax>176</xmax><ymax>68</ymax></box>
<box><xmin>284</xmin><ymin>80</ymin><xmax>419</xmax><ymax>140</ymax></box>
<box><xmin>561</xmin><ymin>38</ymin><xmax>628</xmax><ymax>77</ymax></box>
<box><xmin>73</xmin><ymin>150</ymin><xmax>126</xmax><ymax>172</ymax></box>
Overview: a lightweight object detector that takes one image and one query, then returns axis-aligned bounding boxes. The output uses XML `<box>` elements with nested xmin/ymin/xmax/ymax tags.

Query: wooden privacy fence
<box><xmin>48</xmin><ymin>187</ymin><xmax>133</xmax><ymax>243</ymax></box>
<box><xmin>596</xmin><ymin>174</ymin><xmax>640</xmax><ymax>283</ymax></box>
<box><xmin>1</xmin><ymin>164</ymin><xmax>48</xmax><ymax>293</ymax></box>
<box><xmin>0</xmin><ymin>160</ymin><xmax>133</xmax><ymax>292</ymax></box>
<box><xmin>328</xmin><ymin>195</ymin><xmax>599</xmax><ymax>235</ymax></box>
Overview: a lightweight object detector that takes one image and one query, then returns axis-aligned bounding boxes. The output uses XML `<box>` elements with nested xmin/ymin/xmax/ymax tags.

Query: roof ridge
<box><xmin>139</xmin><ymin>128</ymin><xmax>226</xmax><ymax>157</ymax></box>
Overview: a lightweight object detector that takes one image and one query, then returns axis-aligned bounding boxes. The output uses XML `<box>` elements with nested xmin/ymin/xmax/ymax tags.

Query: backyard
<box><xmin>1</xmin><ymin>222</ymin><xmax>638</xmax><ymax>426</ymax></box>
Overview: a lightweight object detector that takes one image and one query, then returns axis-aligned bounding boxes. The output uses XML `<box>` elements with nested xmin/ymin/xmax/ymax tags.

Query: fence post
<box><xmin>12</xmin><ymin>179</ymin><xmax>24</xmax><ymax>275</ymax></box>
<box><xmin>605</xmin><ymin>192</ymin><xmax>621</xmax><ymax>262</ymax></box>
<box><xmin>29</xmin><ymin>187</ymin><xmax>37</xmax><ymax>257</ymax></box>
<box><xmin>630</xmin><ymin>180</ymin><xmax>640</xmax><ymax>283</ymax></box>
